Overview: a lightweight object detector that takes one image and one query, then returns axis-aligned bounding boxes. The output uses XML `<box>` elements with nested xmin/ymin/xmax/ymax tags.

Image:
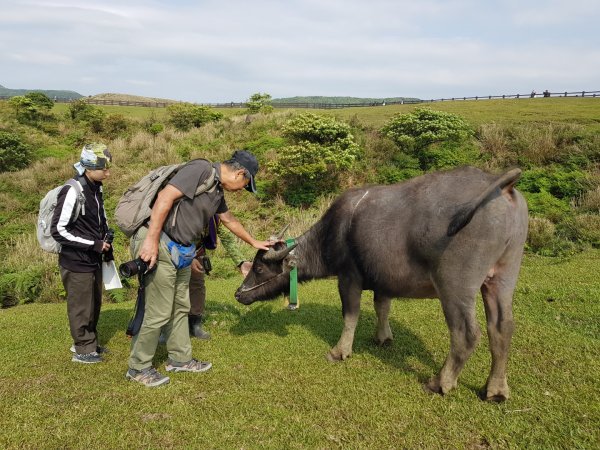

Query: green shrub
<box><xmin>418</xmin><ymin>141</ymin><xmax>481</xmax><ymax>170</ymax></box>
<box><xmin>67</xmin><ymin>100</ymin><xmax>106</xmax><ymax>133</ymax></box>
<box><xmin>103</xmin><ymin>114</ymin><xmax>130</xmax><ymax>138</ymax></box>
<box><xmin>381</xmin><ymin>108</ymin><xmax>475</xmax><ymax>171</ymax></box>
<box><xmin>527</xmin><ymin>216</ymin><xmax>556</xmax><ymax>253</ymax></box>
<box><xmin>8</xmin><ymin>92</ymin><xmax>54</xmax><ymax>124</ymax></box>
<box><xmin>519</xmin><ymin>167</ymin><xmax>590</xmax><ymax>199</ymax></box>
<box><xmin>390</xmin><ymin>152</ymin><xmax>421</xmax><ymax>170</ymax></box>
<box><xmin>0</xmin><ymin>267</ymin><xmax>45</xmax><ymax>307</ymax></box>
<box><xmin>167</xmin><ymin>103</ymin><xmax>223</xmax><ymax>131</ymax></box>
<box><xmin>283</xmin><ymin>113</ymin><xmax>359</xmax><ymax>146</ymax></box>
<box><xmin>0</xmin><ymin>131</ymin><xmax>32</xmax><ymax>172</ymax></box>
<box><xmin>374</xmin><ymin>149</ymin><xmax>423</xmax><ymax>184</ymax></box>
<box><xmin>243</xmin><ymin>135</ymin><xmax>285</xmax><ymax>158</ymax></box>
<box><xmin>381</xmin><ymin>108</ymin><xmax>473</xmax><ymax>152</ymax></box>
<box><xmin>246</xmin><ymin>93</ymin><xmax>273</xmax><ymax>114</ymax></box>
<box><xmin>270</xmin><ymin>114</ymin><xmax>360</xmax><ymax>206</ymax></box>
<box><xmin>561</xmin><ymin>214</ymin><xmax>600</xmax><ymax>247</ymax></box>
<box><xmin>577</xmin><ymin>186</ymin><xmax>600</xmax><ymax>213</ymax></box>
<box><xmin>522</xmin><ymin>190</ymin><xmax>571</xmax><ymax>222</ymax></box>
<box><xmin>376</xmin><ymin>166</ymin><xmax>423</xmax><ymax>184</ymax></box>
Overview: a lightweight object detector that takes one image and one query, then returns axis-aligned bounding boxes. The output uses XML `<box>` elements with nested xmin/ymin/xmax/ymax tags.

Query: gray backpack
<box><xmin>114</xmin><ymin>161</ymin><xmax>217</xmax><ymax>237</ymax></box>
<box><xmin>37</xmin><ymin>178</ymin><xmax>86</xmax><ymax>253</ymax></box>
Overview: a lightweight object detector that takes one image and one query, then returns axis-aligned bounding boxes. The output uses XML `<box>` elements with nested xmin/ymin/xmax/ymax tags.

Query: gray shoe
<box><xmin>165</xmin><ymin>358</ymin><xmax>212</xmax><ymax>373</ymax></box>
<box><xmin>70</xmin><ymin>345</ymin><xmax>109</xmax><ymax>354</ymax></box>
<box><xmin>126</xmin><ymin>367</ymin><xmax>170</xmax><ymax>387</ymax></box>
<box><xmin>72</xmin><ymin>352</ymin><xmax>102</xmax><ymax>364</ymax></box>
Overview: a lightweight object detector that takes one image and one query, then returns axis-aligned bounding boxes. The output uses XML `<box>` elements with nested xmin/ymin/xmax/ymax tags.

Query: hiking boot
<box><xmin>165</xmin><ymin>358</ymin><xmax>212</xmax><ymax>373</ymax></box>
<box><xmin>125</xmin><ymin>367</ymin><xmax>170</xmax><ymax>387</ymax></box>
<box><xmin>70</xmin><ymin>345</ymin><xmax>109</xmax><ymax>354</ymax></box>
<box><xmin>72</xmin><ymin>352</ymin><xmax>102</xmax><ymax>364</ymax></box>
<box><xmin>189</xmin><ymin>314</ymin><xmax>211</xmax><ymax>340</ymax></box>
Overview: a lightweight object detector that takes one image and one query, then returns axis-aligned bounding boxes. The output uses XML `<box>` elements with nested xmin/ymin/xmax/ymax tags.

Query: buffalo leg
<box><xmin>480</xmin><ymin>262</ymin><xmax>520</xmax><ymax>402</ymax></box>
<box><xmin>373</xmin><ymin>292</ymin><xmax>393</xmax><ymax>345</ymax></box>
<box><xmin>327</xmin><ymin>276</ymin><xmax>362</xmax><ymax>361</ymax></box>
<box><xmin>426</xmin><ymin>289</ymin><xmax>481</xmax><ymax>395</ymax></box>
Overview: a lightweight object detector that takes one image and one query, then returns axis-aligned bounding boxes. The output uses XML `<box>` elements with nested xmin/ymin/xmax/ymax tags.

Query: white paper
<box><xmin>102</xmin><ymin>261</ymin><xmax>123</xmax><ymax>290</ymax></box>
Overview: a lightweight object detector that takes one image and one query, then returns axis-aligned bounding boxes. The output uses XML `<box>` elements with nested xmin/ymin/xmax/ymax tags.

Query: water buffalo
<box><xmin>235</xmin><ymin>166</ymin><xmax>528</xmax><ymax>401</ymax></box>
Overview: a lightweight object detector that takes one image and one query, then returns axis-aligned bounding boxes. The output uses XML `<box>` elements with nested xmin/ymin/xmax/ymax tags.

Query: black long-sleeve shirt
<box><xmin>50</xmin><ymin>174</ymin><xmax>109</xmax><ymax>272</ymax></box>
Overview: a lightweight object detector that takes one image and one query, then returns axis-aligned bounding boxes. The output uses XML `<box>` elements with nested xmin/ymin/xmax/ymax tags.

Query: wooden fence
<box><xmin>1</xmin><ymin>90</ymin><xmax>598</xmax><ymax>110</ymax></box>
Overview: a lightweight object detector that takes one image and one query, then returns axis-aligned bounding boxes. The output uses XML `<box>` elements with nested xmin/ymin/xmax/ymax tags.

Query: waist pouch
<box><xmin>160</xmin><ymin>232</ymin><xmax>196</xmax><ymax>269</ymax></box>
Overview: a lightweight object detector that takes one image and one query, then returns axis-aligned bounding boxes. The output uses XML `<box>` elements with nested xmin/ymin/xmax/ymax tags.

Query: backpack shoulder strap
<box><xmin>65</xmin><ymin>177</ymin><xmax>86</xmax><ymax>219</ymax></box>
<box><xmin>194</xmin><ymin>165</ymin><xmax>218</xmax><ymax>196</ymax></box>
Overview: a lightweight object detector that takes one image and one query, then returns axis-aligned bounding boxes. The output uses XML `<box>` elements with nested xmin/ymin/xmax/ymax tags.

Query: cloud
<box><xmin>1</xmin><ymin>0</ymin><xmax>598</xmax><ymax>101</ymax></box>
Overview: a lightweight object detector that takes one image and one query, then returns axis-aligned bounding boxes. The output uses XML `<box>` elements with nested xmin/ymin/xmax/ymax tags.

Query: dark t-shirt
<box><xmin>163</xmin><ymin>160</ymin><xmax>228</xmax><ymax>246</ymax></box>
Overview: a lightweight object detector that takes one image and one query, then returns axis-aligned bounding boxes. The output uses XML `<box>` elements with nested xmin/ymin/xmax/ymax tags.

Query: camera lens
<box><xmin>119</xmin><ymin>260</ymin><xmax>140</xmax><ymax>278</ymax></box>
<box><xmin>119</xmin><ymin>258</ymin><xmax>153</xmax><ymax>278</ymax></box>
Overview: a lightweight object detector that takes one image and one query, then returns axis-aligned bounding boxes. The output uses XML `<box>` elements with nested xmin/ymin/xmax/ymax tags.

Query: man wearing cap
<box><xmin>126</xmin><ymin>150</ymin><xmax>273</xmax><ymax>387</ymax></box>
<box><xmin>51</xmin><ymin>143</ymin><xmax>113</xmax><ymax>364</ymax></box>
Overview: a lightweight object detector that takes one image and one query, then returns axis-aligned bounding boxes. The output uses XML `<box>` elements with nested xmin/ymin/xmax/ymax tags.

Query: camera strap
<box><xmin>126</xmin><ymin>271</ymin><xmax>146</xmax><ymax>338</ymax></box>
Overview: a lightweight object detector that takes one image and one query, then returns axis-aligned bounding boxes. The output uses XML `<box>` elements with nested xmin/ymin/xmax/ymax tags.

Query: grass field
<box><xmin>51</xmin><ymin>97</ymin><xmax>600</xmax><ymax>130</ymax></box>
<box><xmin>327</xmin><ymin>98</ymin><xmax>600</xmax><ymax>130</ymax></box>
<box><xmin>1</xmin><ymin>250</ymin><xmax>598</xmax><ymax>449</ymax></box>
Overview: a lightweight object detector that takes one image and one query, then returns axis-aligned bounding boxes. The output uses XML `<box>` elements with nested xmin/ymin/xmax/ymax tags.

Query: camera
<box><xmin>104</xmin><ymin>228</ymin><xmax>115</xmax><ymax>244</ymax></box>
<box><xmin>119</xmin><ymin>258</ymin><xmax>154</xmax><ymax>278</ymax></box>
<box><xmin>200</xmin><ymin>255</ymin><xmax>212</xmax><ymax>275</ymax></box>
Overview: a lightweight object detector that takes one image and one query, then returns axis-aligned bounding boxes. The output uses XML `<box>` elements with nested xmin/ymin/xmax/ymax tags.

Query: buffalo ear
<box><xmin>285</xmin><ymin>253</ymin><xmax>298</xmax><ymax>268</ymax></box>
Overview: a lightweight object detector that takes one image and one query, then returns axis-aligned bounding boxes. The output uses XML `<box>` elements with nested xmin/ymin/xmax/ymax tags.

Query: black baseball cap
<box><xmin>231</xmin><ymin>150</ymin><xmax>258</xmax><ymax>193</ymax></box>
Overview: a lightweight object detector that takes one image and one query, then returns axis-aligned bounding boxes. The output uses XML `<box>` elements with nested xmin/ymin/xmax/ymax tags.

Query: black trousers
<box><xmin>60</xmin><ymin>267</ymin><xmax>103</xmax><ymax>354</ymax></box>
<box><xmin>189</xmin><ymin>265</ymin><xmax>206</xmax><ymax>316</ymax></box>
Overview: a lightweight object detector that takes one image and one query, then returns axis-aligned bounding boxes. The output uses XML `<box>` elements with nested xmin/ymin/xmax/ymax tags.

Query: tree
<box><xmin>0</xmin><ymin>132</ymin><xmax>32</xmax><ymax>172</ymax></box>
<box><xmin>245</xmin><ymin>92</ymin><xmax>273</xmax><ymax>114</ymax></box>
<box><xmin>8</xmin><ymin>92</ymin><xmax>54</xmax><ymax>124</ymax></box>
<box><xmin>25</xmin><ymin>92</ymin><xmax>54</xmax><ymax>110</ymax></box>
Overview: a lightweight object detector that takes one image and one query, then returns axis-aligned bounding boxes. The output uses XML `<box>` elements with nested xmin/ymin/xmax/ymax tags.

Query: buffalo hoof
<box><xmin>483</xmin><ymin>393</ymin><xmax>508</xmax><ymax>403</ymax></box>
<box><xmin>423</xmin><ymin>379</ymin><xmax>444</xmax><ymax>396</ymax></box>
<box><xmin>481</xmin><ymin>379</ymin><xmax>510</xmax><ymax>402</ymax></box>
<box><xmin>423</xmin><ymin>376</ymin><xmax>456</xmax><ymax>396</ymax></box>
<box><xmin>374</xmin><ymin>337</ymin><xmax>393</xmax><ymax>347</ymax></box>
<box><xmin>326</xmin><ymin>347</ymin><xmax>351</xmax><ymax>362</ymax></box>
<box><xmin>479</xmin><ymin>387</ymin><xmax>509</xmax><ymax>403</ymax></box>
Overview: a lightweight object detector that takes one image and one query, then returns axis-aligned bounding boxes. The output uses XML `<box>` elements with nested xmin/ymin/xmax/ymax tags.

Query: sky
<box><xmin>1</xmin><ymin>0</ymin><xmax>599</xmax><ymax>103</ymax></box>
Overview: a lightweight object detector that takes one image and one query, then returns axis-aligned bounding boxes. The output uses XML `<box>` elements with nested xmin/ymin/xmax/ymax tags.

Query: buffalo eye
<box><xmin>254</xmin><ymin>265</ymin><xmax>264</xmax><ymax>274</ymax></box>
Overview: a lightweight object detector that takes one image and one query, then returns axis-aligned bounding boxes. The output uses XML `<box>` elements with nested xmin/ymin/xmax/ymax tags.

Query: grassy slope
<box><xmin>1</xmin><ymin>98</ymin><xmax>600</xmax><ymax>448</ymax></box>
<box><xmin>0</xmin><ymin>250</ymin><xmax>598</xmax><ymax>448</ymax></box>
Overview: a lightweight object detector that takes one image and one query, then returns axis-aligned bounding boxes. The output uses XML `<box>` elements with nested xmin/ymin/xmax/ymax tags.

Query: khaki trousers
<box><xmin>128</xmin><ymin>227</ymin><xmax>192</xmax><ymax>371</ymax></box>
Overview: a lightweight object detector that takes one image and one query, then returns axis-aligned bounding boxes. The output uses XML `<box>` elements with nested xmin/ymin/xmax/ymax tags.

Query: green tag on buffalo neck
<box><xmin>286</xmin><ymin>238</ymin><xmax>298</xmax><ymax>308</ymax></box>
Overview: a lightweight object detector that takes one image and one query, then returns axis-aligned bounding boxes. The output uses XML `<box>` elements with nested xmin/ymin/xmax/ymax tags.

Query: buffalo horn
<box><xmin>275</xmin><ymin>224</ymin><xmax>290</xmax><ymax>240</ymax></box>
<box><xmin>262</xmin><ymin>243</ymin><xmax>297</xmax><ymax>262</ymax></box>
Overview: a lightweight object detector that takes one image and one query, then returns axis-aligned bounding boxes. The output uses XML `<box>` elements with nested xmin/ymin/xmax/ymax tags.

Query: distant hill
<box><xmin>0</xmin><ymin>84</ymin><xmax>83</xmax><ymax>99</ymax></box>
<box><xmin>90</xmin><ymin>93</ymin><xmax>180</xmax><ymax>104</ymax></box>
<box><xmin>272</xmin><ymin>96</ymin><xmax>421</xmax><ymax>105</ymax></box>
